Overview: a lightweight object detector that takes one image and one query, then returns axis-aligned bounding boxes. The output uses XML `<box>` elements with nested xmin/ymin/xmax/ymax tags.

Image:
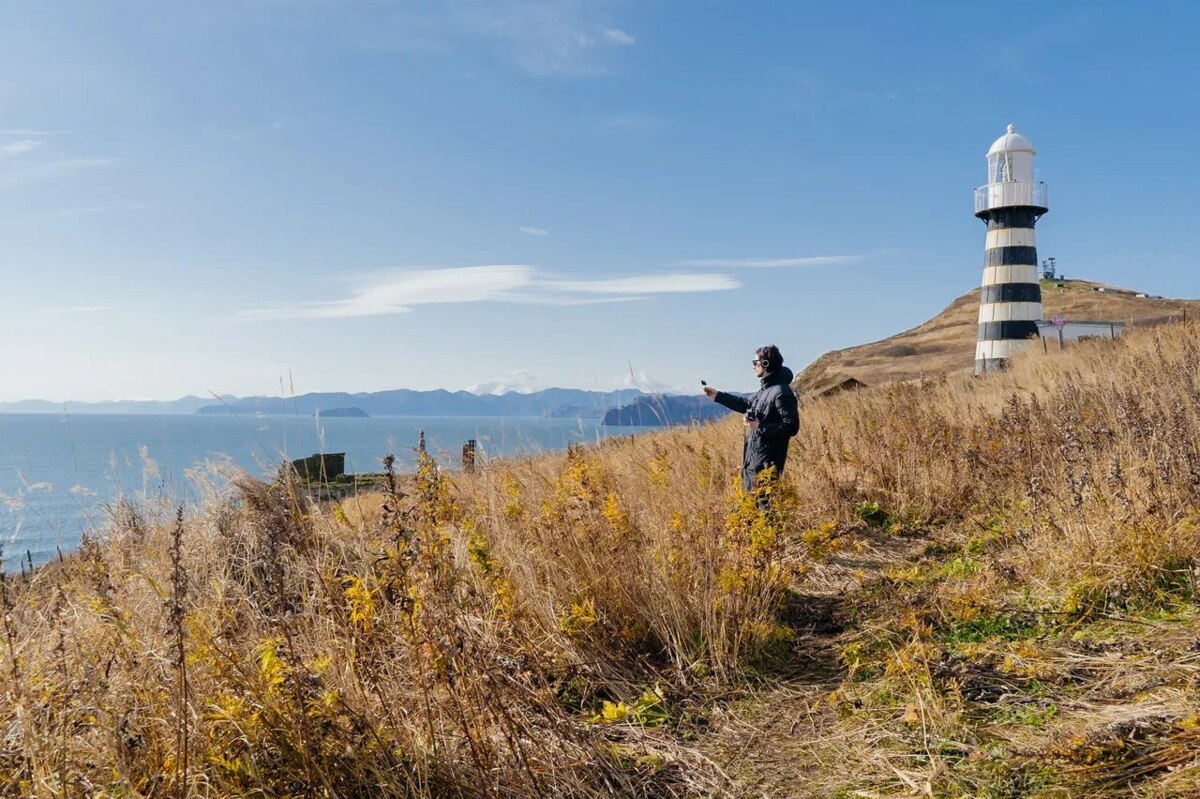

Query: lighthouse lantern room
<box><xmin>973</xmin><ymin>124</ymin><xmax>1048</xmax><ymax>375</ymax></box>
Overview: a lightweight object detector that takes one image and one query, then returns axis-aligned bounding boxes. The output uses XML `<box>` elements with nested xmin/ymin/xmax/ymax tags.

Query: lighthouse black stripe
<box><xmin>978</xmin><ymin>321</ymin><xmax>1040</xmax><ymax>341</ymax></box>
<box><xmin>980</xmin><ymin>282</ymin><xmax>1042</xmax><ymax>304</ymax></box>
<box><xmin>984</xmin><ymin>246</ymin><xmax>1039</xmax><ymax>267</ymax></box>
<box><xmin>983</xmin><ymin>208</ymin><xmax>1042</xmax><ymax>230</ymax></box>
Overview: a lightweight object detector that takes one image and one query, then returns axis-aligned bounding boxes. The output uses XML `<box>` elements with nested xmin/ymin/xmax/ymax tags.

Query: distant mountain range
<box><xmin>602</xmin><ymin>395</ymin><xmax>731</xmax><ymax>426</ymax></box>
<box><xmin>0</xmin><ymin>388</ymin><xmax>648</xmax><ymax>417</ymax></box>
<box><xmin>0</xmin><ymin>395</ymin><xmax>233</xmax><ymax>414</ymax></box>
<box><xmin>194</xmin><ymin>388</ymin><xmax>649</xmax><ymax>418</ymax></box>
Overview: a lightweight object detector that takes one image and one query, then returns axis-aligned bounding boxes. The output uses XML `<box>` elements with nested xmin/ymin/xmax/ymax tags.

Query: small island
<box><xmin>316</xmin><ymin>406</ymin><xmax>370</xmax><ymax>418</ymax></box>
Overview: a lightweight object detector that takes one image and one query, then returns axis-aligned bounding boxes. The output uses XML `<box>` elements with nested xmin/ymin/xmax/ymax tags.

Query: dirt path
<box><xmin>698</xmin><ymin>533</ymin><xmax>933</xmax><ymax>798</ymax></box>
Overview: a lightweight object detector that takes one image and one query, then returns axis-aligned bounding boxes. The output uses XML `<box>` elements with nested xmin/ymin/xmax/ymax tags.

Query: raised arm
<box><xmin>711</xmin><ymin>390</ymin><xmax>750</xmax><ymax>415</ymax></box>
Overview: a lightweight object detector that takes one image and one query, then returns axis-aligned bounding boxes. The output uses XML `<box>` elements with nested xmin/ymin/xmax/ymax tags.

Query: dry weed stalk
<box><xmin>5</xmin><ymin>320</ymin><xmax>1200</xmax><ymax>796</ymax></box>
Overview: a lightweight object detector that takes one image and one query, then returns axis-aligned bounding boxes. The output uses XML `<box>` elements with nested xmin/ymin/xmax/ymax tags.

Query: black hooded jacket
<box><xmin>713</xmin><ymin>366</ymin><xmax>800</xmax><ymax>480</ymax></box>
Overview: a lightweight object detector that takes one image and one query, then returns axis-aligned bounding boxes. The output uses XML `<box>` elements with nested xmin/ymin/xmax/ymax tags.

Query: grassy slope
<box><xmin>709</xmin><ymin>326</ymin><xmax>1200</xmax><ymax>797</ymax></box>
<box><xmin>794</xmin><ymin>279</ymin><xmax>1200</xmax><ymax>395</ymax></box>
<box><xmin>3</xmin><ymin>305</ymin><xmax>1200</xmax><ymax>797</ymax></box>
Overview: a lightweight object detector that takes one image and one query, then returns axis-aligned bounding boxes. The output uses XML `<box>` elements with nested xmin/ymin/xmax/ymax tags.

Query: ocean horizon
<box><xmin>0</xmin><ymin>412</ymin><xmax>650</xmax><ymax>570</ymax></box>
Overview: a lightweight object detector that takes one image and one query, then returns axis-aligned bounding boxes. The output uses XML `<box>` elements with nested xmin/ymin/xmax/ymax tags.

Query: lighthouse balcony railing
<box><xmin>974</xmin><ymin>181</ymin><xmax>1048</xmax><ymax>214</ymax></box>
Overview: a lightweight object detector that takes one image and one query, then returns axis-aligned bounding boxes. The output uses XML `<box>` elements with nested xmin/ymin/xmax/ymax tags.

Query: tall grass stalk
<box><xmin>3</xmin><ymin>320</ymin><xmax>1200</xmax><ymax>795</ymax></box>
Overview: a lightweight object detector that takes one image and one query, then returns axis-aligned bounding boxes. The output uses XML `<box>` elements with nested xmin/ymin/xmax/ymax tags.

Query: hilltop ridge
<box><xmin>795</xmin><ymin>278</ymin><xmax>1200</xmax><ymax>395</ymax></box>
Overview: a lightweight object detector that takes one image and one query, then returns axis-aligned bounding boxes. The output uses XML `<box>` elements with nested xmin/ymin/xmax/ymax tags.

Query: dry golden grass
<box><xmin>705</xmin><ymin>321</ymin><xmax>1200</xmax><ymax>797</ymax></box>
<box><xmin>3</xmin><ymin>313</ymin><xmax>1200</xmax><ymax>797</ymax></box>
<box><xmin>794</xmin><ymin>278</ymin><xmax>1200</xmax><ymax>395</ymax></box>
<box><xmin>0</xmin><ymin>430</ymin><xmax>802</xmax><ymax>797</ymax></box>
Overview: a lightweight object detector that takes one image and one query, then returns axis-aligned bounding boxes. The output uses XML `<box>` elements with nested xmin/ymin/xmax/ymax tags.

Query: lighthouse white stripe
<box><xmin>985</xmin><ymin>228</ymin><xmax>1037</xmax><ymax>249</ymax></box>
<box><xmin>978</xmin><ymin>301</ymin><xmax>1043</xmax><ymax>324</ymax></box>
<box><xmin>982</xmin><ymin>264</ymin><xmax>1040</xmax><ymax>286</ymax></box>
<box><xmin>976</xmin><ymin>339</ymin><xmax>1034</xmax><ymax>361</ymax></box>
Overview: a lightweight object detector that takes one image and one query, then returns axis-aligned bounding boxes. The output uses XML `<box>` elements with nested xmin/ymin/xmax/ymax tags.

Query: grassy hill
<box><xmin>3</xmin><ymin>310</ymin><xmax>1200</xmax><ymax>796</ymax></box>
<box><xmin>795</xmin><ymin>278</ymin><xmax>1200</xmax><ymax>395</ymax></box>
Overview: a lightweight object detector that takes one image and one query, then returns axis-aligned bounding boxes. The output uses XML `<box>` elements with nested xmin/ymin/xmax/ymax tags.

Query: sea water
<box><xmin>0</xmin><ymin>412</ymin><xmax>647</xmax><ymax>569</ymax></box>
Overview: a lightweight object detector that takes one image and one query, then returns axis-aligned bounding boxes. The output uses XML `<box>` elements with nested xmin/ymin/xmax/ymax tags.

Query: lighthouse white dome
<box><xmin>987</xmin><ymin>123</ymin><xmax>1036</xmax><ymax>156</ymax></box>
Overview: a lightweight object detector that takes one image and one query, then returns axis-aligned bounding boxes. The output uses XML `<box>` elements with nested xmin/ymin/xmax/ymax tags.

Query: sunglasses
<box><xmin>751</xmin><ymin>359</ymin><xmax>770</xmax><ymax>367</ymax></box>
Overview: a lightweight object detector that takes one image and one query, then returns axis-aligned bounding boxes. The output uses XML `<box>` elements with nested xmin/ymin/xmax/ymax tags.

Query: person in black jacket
<box><xmin>703</xmin><ymin>345</ymin><xmax>800</xmax><ymax>492</ymax></box>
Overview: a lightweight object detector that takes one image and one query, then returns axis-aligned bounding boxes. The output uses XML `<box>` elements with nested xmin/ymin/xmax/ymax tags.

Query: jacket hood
<box><xmin>762</xmin><ymin>366</ymin><xmax>794</xmax><ymax>387</ymax></box>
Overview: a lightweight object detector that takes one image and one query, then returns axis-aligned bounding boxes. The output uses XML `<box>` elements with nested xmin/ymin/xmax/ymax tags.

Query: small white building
<box><xmin>1035</xmin><ymin>319</ymin><xmax>1125</xmax><ymax>348</ymax></box>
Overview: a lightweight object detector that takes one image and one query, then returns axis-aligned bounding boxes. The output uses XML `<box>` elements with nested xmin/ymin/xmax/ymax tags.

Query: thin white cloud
<box><xmin>541</xmin><ymin>273</ymin><xmax>739</xmax><ymax>294</ymax></box>
<box><xmin>240</xmin><ymin>265</ymin><xmax>534</xmax><ymax>320</ymax></box>
<box><xmin>1</xmin><ymin>140</ymin><xmax>43</xmax><ymax>157</ymax></box>
<box><xmin>676</xmin><ymin>255</ymin><xmax>866</xmax><ymax>269</ymax></box>
<box><xmin>604</xmin><ymin>28</ymin><xmax>635</xmax><ymax>45</ymax></box>
<box><xmin>65</xmin><ymin>305</ymin><xmax>129</xmax><ymax>313</ymax></box>
<box><xmin>0</xmin><ymin>129</ymin><xmax>64</xmax><ymax>137</ymax></box>
<box><xmin>502</xmin><ymin>293</ymin><xmax>646</xmax><ymax>307</ymax></box>
<box><xmin>240</xmin><ymin>265</ymin><xmax>740</xmax><ymax>321</ymax></box>
<box><xmin>0</xmin><ymin>158</ymin><xmax>112</xmax><ymax>188</ymax></box>
<box><xmin>8</xmin><ymin>201</ymin><xmax>149</xmax><ymax>222</ymax></box>
<box><xmin>469</xmin><ymin>370</ymin><xmax>543</xmax><ymax>395</ymax></box>
<box><xmin>518</xmin><ymin>225</ymin><xmax>549</xmax><ymax>236</ymax></box>
<box><xmin>32</xmin><ymin>304</ymin><xmax>144</xmax><ymax>316</ymax></box>
<box><xmin>614</xmin><ymin>368</ymin><xmax>681</xmax><ymax>394</ymax></box>
<box><xmin>363</xmin><ymin>2</ymin><xmax>634</xmax><ymax>76</ymax></box>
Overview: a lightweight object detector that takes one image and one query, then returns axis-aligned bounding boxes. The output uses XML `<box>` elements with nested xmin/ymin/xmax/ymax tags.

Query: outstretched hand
<box><xmin>703</xmin><ymin>386</ymin><xmax>717</xmax><ymax>399</ymax></box>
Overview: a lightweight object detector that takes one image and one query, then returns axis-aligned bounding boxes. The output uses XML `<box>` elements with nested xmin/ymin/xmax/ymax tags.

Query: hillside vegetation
<box><xmin>2</xmin><ymin>318</ymin><xmax>1200</xmax><ymax>797</ymax></box>
<box><xmin>795</xmin><ymin>278</ymin><xmax>1200</xmax><ymax>395</ymax></box>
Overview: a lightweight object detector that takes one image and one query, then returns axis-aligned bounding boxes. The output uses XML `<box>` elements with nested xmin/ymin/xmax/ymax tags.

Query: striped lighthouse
<box><xmin>973</xmin><ymin>124</ymin><xmax>1048</xmax><ymax>374</ymax></box>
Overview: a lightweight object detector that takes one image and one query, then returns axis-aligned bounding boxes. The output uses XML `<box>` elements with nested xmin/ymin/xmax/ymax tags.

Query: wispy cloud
<box><xmin>614</xmin><ymin>368</ymin><xmax>682</xmax><ymax>394</ymax></box>
<box><xmin>240</xmin><ymin>264</ymin><xmax>740</xmax><ymax>321</ymax></box>
<box><xmin>0</xmin><ymin>130</ymin><xmax>110</xmax><ymax>187</ymax></box>
<box><xmin>0</xmin><ymin>129</ymin><xmax>65</xmax><ymax>137</ymax></box>
<box><xmin>31</xmin><ymin>304</ymin><xmax>141</xmax><ymax>316</ymax></box>
<box><xmin>499</xmin><ymin>293</ymin><xmax>645</xmax><ymax>308</ymax></box>
<box><xmin>64</xmin><ymin>305</ymin><xmax>130</xmax><ymax>313</ymax></box>
<box><xmin>1</xmin><ymin>140</ymin><xmax>44</xmax><ymax>157</ymax></box>
<box><xmin>518</xmin><ymin>225</ymin><xmax>549</xmax><ymax>236</ymax></box>
<box><xmin>359</xmin><ymin>2</ymin><xmax>637</xmax><ymax>76</ymax></box>
<box><xmin>469</xmin><ymin>369</ymin><xmax>543</xmax><ymax>395</ymax></box>
<box><xmin>541</xmin><ymin>273</ymin><xmax>737</xmax><ymax>294</ymax></box>
<box><xmin>241</xmin><ymin>265</ymin><xmax>534</xmax><ymax>321</ymax></box>
<box><xmin>0</xmin><ymin>158</ymin><xmax>112</xmax><ymax>188</ymax></box>
<box><xmin>7</xmin><ymin>201</ymin><xmax>149</xmax><ymax>222</ymax></box>
<box><xmin>675</xmin><ymin>255</ymin><xmax>866</xmax><ymax>269</ymax></box>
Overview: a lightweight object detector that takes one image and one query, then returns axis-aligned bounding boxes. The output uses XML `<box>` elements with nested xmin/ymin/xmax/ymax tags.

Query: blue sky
<box><xmin>3</xmin><ymin>1</ymin><xmax>1200</xmax><ymax>401</ymax></box>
